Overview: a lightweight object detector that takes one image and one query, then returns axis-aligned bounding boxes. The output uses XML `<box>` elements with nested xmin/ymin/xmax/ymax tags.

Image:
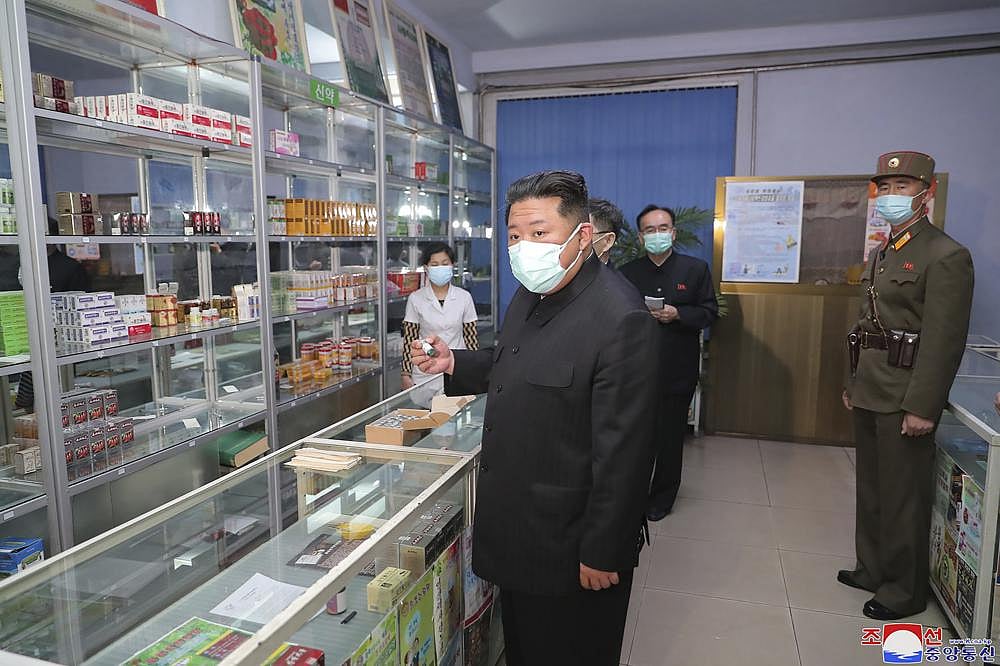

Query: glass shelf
<box><xmin>275</xmin><ymin>364</ymin><xmax>381</xmax><ymax>412</ymax></box>
<box><xmin>271</xmin><ymin>298</ymin><xmax>378</xmax><ymax>324</ymax></box>
<box><xmin>54</xmin><ymin>320</ymin><xmax>261</xmax><ymax>365</ymax></box>
<box><xmin>267</xmin><ymin>235</ymin><xmax>377</xmax><ymax>243</ymax></box>
<box><xmin>27</xmin><ymin>0</ymin><xmax>249</xmax><ymax>68</ymax></box>
<box><xmin>33</xmin><ymin>109</ymin><xmax>252</xmax><ymax>164</ymax></box>
<box><xmin>67</xmin><ymin>401</ymin><xmax>268</xmax><ymax>496</ymax></box>
<box><xmin>265</xmin><ymin>152</ymin><xmax>374</xmax><ymax>180</ymax></box>
<box><xmin>385</xmin><ymin>175</ymin><xmax>449</xmax><ymax>194</ymax></box>
<box><xmin>46</xmin><ymin>235</ymin><xmax>258</xmax><ymax>245</ymax></box>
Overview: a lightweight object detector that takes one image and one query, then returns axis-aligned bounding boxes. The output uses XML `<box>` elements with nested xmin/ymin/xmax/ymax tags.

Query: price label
<box><xmin>82</xmin><ymin>237</ymin><xmax>90</xmax><ymax>244</ymax></box>
<box><xmin>222</xmin><ymin>385</ymin><xmax>239</xmax><ymax>394</ymax></box>
<box><xmin>290</xmin><ymin>400</ymin><xmax>297</xmax><ymax>407</ymax></box>
<box><xmin>118</xmin><ymin>468</ymin><xmax>126</xmax><ymax>475</ymax></box>
<box><xmin>309</xmin><ymin>79</ymin><xmax>340</xmax><ymax>108</ymax></box>
<box><xmin>2</xmin><ymin>511</ymin><xmax>13</xmax><ymax>521</ymax></box>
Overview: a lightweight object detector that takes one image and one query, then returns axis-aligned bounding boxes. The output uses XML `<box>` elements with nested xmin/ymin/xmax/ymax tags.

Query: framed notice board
<box><xmin>715</xmin><ymin>174</ymin><xmax>949</xmax><ymax>290</ymax></box>
<box><xmin>709</xmin><ymin>174</ymin><xmax>949</xmax><ymax>445</ymax></box>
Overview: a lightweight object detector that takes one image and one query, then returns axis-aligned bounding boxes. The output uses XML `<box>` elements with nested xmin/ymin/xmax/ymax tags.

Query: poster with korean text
<box><xmin>399</xmin><ymin>567</ymin><xmax>436</xmax><ymax>666</ymax></box>
<box><xmin>432</xmin><ymin>539</ymin><xmax>463</xmax><ymax>661</ymax></box>
<box><xmin>230</xmin><ymin>0</ymin><xmax>310</xmax><ymax>72</ymax></box>
<box><xmin>423</xmin><ymin>31</ymin><xmax>462</xmax><ymax>132</ymax></box>
<box><xmin>722</xmin><ymin>180</ymin><xmax>804</xmax><ymax>283</ymax></box>
<box><xmin>384</xmin><ymin>1</ymin><xmax>434</xmax><ymax>118</ymax></box>
<box><xmin>331</xmin><ymin>0</ymin><xmax>391</xmax><ymax>103</ymax></box>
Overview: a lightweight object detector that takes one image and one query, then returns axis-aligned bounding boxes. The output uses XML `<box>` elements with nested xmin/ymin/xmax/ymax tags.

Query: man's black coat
<box><xmin>447</xmin><ymin>254</ymin><xmax>660</xmax><ymax>596</ymax></box>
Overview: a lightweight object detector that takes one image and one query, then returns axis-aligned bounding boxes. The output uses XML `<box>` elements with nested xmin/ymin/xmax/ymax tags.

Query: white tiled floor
<box><xmin>619</xmin><ymin>435</ymin><xmax>954</xmax><ymax>666</ymax></box>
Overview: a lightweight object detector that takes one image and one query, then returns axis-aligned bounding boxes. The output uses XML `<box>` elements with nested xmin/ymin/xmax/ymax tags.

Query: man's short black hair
<box><xmin>589</xmin><ymin>198</ymin><xmax>624</xmax><ymax>235</ymax></box>
<box><xmin>636</xmin><ymin>204</ymin><xmax>676</xmax><ymax>231</ymax></box>
<box><xmin>505</xmin><ymin>170</ymin><xmax>589</xmax><ymax>227</ymax></box>
<box><xmin>420</xmin><ymin>242</ymin><xmax>455</xmax><ymax>266</ymax></box>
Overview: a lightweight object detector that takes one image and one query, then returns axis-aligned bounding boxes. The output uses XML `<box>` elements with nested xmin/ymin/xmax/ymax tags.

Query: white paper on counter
<box><xmin>210</xmin><ymin>572</ymin><xmax>305</xmax><ymax>625</ymax></box>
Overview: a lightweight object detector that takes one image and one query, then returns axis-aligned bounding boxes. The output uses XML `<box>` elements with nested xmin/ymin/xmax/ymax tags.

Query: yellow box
<box><xmin>366</xmin><ymin>567</ymin><xmax>411</xmax><ymax>613</ymax></box>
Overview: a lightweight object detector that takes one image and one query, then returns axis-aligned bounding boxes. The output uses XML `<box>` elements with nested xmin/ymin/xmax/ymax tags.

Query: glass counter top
<box><xmin>0</xmin><ymin>429</ymin><xmax>474</xmax><ymax>665</ymax></box>
<box><xmin>949</xmin><ymin>346</ymin><xmax>1000</xmax><ymax>445</ymax></box>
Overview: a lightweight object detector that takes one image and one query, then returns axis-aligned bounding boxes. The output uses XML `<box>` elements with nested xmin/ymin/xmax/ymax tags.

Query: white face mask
<box><xmin>508</xmin><ymin>223</ymin><xmax>584</xmax><ymax>294</ymax></box>
<box><xmin>592</xmin><ymin>232</ymin><xmax>615</xmax><ymax>264</ymax></box>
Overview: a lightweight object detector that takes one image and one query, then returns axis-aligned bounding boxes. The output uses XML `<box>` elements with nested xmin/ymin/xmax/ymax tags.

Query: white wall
<box><xmin>755</xmin><ymin>52</ymin><xmax>1000</xmax><ymax>337</ymax></box>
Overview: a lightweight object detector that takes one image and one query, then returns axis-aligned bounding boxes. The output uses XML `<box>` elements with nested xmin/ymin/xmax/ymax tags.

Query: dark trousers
<box><xmin>648</xmin><ymin>389</ymin><xmax>696</xmax><ymax>512</ymax></box>
<box><xmin>853</xmin><ymin>407</ymin><xmax>936</xmax><ymax>614</ymax></box>
<box><xmin>500</xmin><ymin>569</ymin><xmax>634</xmax><ymax>666</ymax></box>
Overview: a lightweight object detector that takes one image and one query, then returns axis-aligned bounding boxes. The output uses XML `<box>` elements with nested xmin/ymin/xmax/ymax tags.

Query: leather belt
<box><xmin>859</xmin><ymin>331</ymin><xmax>887</xmax><ymax>350</ymax></box>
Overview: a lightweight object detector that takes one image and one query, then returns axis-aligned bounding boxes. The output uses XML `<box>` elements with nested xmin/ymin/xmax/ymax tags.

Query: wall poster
<box><xmin>423</xmin><ymin>31</ymin><xmax>463</xmax><ymax>132</ymax></box>
<box><xmin>230</xmin><ymin>0</ymin><xmax>310</xmax><ymax>72</ymax></box>
<box><xmin>330</xmin><ymin>0</ymin><xmax>391</xmax><ymax>103</ymax></box>
<box><xmin>722</xmin><ymin>180</ymin><xmax>804</xmax><ymax>283</ymax></box>
<box><xmin>383</xmin><ymin>0</ymin><xmax>434</xmax><ymax>119</ymax></box>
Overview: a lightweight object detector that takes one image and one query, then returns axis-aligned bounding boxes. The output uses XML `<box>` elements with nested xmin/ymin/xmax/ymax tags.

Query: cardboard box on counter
<box><xmin>56</xmin><ymin>191</ymin><xmax>99</xmax><ymax>214</ymax></box>
<box><xmin>364</xmin><ymin>408</ymin><xmax>451</xmax><ymax>446</ymax></box>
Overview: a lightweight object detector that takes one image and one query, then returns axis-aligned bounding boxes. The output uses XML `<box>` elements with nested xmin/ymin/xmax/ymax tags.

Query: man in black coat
<box><xmin>620</xmin><ymin>205</ymin><xmax>718</xmax><ymax>521</ymax></box>
<box><xmin>412</xmin><ymin>171</ymin><xmax>660</xmax><ymax>665</ymax></box>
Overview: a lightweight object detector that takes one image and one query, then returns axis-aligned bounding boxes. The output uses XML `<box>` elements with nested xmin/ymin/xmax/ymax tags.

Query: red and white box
<box><xmin>210</xmin><ymin>127</ymin><xmax>233</xmax><ymax>144</ymax></box>
<box><xmin>233</xmin><ymin>115</ymin><xmax>253</xmax><ymax>147</ymax></box>
<box><xmin>184</xmin><ymin>104</ymin><xmax>212</xmax><ymax>129</ymax></box>
<box><xmin>190</xmin><ymin>122</ymin><xmax>210</xmax><ymax>141</ymax></box>
<box><xmin>126</xmin><ymin>93</ymin><xmax>161</xmax><ymax>131</ymax></box>
<box><xmin>159</xmin><ymin>99</ymin><xmax>183</xmax><ymax>122</ymax></box>
<box><xmin>111</xmin><ymin>94</ymin><xmax>127</xmax><ymax>123</ymax></box>
<box><xmin>162</xmin><ymin>118</ymin><xmax>194</xmax><ymax>137</ymax></box>
<box><xmin>210</xmin><ymin>108</ymin><xmax>231</xmax><ymax>130</ymax></box>
<box><xmin>268</xmin><ymin>129</ymin><xmax>300</xmax><ymax>156</ymax></box>
<box><xmin>94</xmin><ymin>95</ymin><xmax>108</xmax><ymax>121</ymax></box>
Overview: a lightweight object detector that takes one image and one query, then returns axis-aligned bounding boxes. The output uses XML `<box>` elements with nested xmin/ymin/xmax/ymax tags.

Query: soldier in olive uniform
<box><xmin>841</xmin><ymin>151</ymin><xmax>974</xmax><ymax>620</ymax></box>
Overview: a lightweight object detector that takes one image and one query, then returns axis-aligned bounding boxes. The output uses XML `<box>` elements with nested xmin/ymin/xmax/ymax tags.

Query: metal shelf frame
<box><xmin>0</xmin><ymin>0</ymin><xmax>495</xmax><ymax>560</ymax></box>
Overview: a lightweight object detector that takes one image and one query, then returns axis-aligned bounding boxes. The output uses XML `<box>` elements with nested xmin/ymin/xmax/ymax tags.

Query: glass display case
<box><xmin>0</xmin><ymin>0</ymin><xmax>495</xmax><ymax>559</ymax></box>
<box><xmin>929</xmin><ymin>344</ymin><xmax>1000</xmax><ymax>640</ymax></box>
<box><xmin>450</xmin><ymin>136</ymin><xmax>496</xmax><ymax>347</ymax></box>
<box><xmin>0</xmin><ymin>383</ymin><xmax>481</xmax><ymax>666</ymax></box>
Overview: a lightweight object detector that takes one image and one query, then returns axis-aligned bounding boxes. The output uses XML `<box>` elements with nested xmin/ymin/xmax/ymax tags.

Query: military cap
<box><xmin>872</xmin><ymin>151</ymin><xmax>935</xmax><ymax>185</ymax></box>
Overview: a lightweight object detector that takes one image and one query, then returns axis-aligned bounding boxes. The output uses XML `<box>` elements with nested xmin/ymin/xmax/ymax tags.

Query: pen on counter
<box><xmin>340</xmin><ymin>610</ymin><xmax>357</xmax><ymax>625</ymax></box>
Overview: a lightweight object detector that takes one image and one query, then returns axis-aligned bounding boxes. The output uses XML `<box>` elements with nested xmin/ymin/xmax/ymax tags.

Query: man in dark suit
<box><xmin>620</xmin><ymin>205</ymin><xmax>718</xmax><ymax>521</ymax></box>
<box><xmin>412</xmin><ymin>171</ymin><xmax>659</xmax><ymax>665</ymax></box>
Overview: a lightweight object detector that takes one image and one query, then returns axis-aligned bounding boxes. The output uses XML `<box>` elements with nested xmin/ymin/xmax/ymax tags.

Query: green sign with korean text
<box><xmin>309</xmin><ymin>79</ymin><xmax>340</xmax><ymax>108</ymax></box>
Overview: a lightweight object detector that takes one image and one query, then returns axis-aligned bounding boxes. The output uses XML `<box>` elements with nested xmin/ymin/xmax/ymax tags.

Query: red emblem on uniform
<box><xmin>676</xmin><ymin>283</ymin><xmax>687</xmax><ymax>291</ymax></box>
<box><xmin>902</xmin><ymin>262</ymin><xmax>914</xmax><ymax>271</ymax></box>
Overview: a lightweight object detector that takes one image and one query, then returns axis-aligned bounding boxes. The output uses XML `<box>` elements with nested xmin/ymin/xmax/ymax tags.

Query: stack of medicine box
<box><xmin>31</xmin><ymin>72</ymin><xmax>80</xmax><ymax>115</ymax></box>
<box><xmin>396</xmin><ymin>500</ymin><xmax>464</xmax><ymax>576</ymax></box>
<box><xmin>116</xmin><ymin>295</ymin><xmax>151</xmax><ymax>336</ymax></box>
<box><xmin>0</xmin><ymin>178</ymin><xmax>16</xmax><ymax>235</ymax></box>
<box><xmin>52</xmin><ymin>291</ymin><xmax>127</xmax><ymax>346</ymax></box>
<box><xmin>60</xmin><ymin>387</ymin><xmax>133</xmax><ymax>481</ymax></box>
<box><xmin>0</xmin><ymin>292</ymin><xmax>29</xmax><ymax>355</ymax></box>
<box><xmin>55</xmin><ymin>191</ymin><xmax>100</xmax><ymax>236</ymax></box>
<box><xmin>71</xmin><ymin>93</ymin><xmax>251</xmax><ymax>147</ymax></box>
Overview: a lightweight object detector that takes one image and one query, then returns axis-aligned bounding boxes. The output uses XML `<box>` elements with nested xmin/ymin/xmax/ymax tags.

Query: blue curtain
<box><xmin>496</xmin><ymin>87</ymin><xmax>737</xmax><ymax>324</ymax></box>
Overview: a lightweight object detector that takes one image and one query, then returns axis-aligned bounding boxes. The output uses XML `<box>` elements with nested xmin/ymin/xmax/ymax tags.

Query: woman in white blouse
<box><xmin>401</xmin><ymin>243</ymin><xmax>479</xmax><ymax>402</ymax></box>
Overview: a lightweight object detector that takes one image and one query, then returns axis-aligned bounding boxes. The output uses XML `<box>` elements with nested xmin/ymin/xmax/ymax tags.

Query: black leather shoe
<box><xmin>863</xmin><ymin>599</ymin><xmax>907</xmax><ymax>621</ymax></box>
<box><xmin>646</xmin><ymin>507</ymin><xmax>671</xmax><ymax>522</ymax></box>
<box><xmin>837</xmin><ymin>569</ymin><xmax>875</xmax><ymax>592</ymax></box>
